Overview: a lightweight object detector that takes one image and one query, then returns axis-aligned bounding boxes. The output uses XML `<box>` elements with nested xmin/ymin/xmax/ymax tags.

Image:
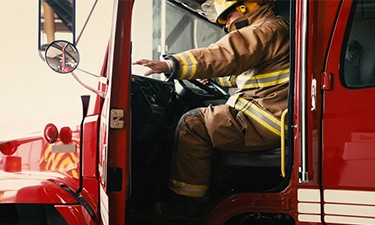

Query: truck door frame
<box><xmin>98</xmin><ymin>0</ymin><xmax>133</xmax><ymax>224</ymax></box>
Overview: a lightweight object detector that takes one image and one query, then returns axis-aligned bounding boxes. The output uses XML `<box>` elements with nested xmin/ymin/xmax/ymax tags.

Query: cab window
<box><xmin>342</xmin><ymin>0</ymin><xmax>375</xmax><ymax>88</ymax></box>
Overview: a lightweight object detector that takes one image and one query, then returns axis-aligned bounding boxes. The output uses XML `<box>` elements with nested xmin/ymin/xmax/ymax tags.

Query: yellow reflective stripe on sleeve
<box><xmin>174</xmin><ymin>52</ymin><xmax>198</xmax><ymax>80</ymax></box>
<box><xmin>237</xmin><ymin>68</ymin><xmax>290</xmax><ymax>89</ymax></box>
<box><xmin>169</xmin><ymin>179</ymin><xmax>208</xmax><ymax>197</ymax></box>
<box><xmin>278</xmin><ymin>20</ymin><xmax>289</xmax><ymax>30</ymax></box>
<box><xmin>217</xmin><ymin>76</ymin><xmax>234</xmax><ymax>87</ymax></box>
<box><xmin>217</xmin><ymin>77</ymin><xmax>226</xmax><ymax>86</ymax></box>
<box><xmin>235</xmin><ymin>97</ymin><xmax>282</xmax><ymax>136</ymax></box>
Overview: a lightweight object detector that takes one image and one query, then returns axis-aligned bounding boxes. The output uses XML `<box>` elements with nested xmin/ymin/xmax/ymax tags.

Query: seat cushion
<box><xmin>219</xmin><ymin>148</ymin><xmax>281</xmax><ymax>167</ymax></box>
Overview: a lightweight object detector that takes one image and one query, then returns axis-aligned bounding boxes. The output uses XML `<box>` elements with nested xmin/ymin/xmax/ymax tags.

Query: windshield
<box><xmin>132</xmin><ymin>0</ymin><xmax>223</xmax><ymax>79</ymax></box>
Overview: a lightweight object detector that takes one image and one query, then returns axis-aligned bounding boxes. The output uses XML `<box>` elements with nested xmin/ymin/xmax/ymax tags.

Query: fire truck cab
<box><xmin>1</xmin><ymin>0</ymin><xmax>375</xmax><ymax>224</ymax></box>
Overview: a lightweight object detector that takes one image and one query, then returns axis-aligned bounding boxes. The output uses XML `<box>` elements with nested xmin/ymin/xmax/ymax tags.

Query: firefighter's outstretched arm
<box><xmin>133</xmin><ymin>59</ymin><xmax>172</xmax><ymax>76</ymax></box>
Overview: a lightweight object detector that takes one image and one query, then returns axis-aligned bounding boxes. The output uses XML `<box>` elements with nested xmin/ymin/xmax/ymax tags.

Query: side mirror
<box><xmin>45</xmin><ymin>40</ymin><xmax>80</xmax><ymax>73</ymax></box>
<box><xmin>39</xmin><ymin>0</ymin><xmax>75</xmax><ymax>50</ymax></box>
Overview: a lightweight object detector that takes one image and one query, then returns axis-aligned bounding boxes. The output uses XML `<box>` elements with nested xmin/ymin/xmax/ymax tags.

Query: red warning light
<box><xmin>43</xmin><ymin>123</ymin><xmax>59</xmax><ymax>143</ymax></box>
<box><xmin>60</xmin><ymin>127</ymin><xmax>73</xmax><ymax>144</ymax></box>
<box><xmin>0</xmin><ymin>141</ymin><xmax>18</xmax><ymax>155</ymax></box>
<box><xmin>4</xmin><ymin>156</ymin><xmax>22</xmax><ymax>172</ymax></box>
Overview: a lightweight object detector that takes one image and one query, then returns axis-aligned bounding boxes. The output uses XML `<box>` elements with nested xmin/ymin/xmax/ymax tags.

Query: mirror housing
<box><xmin>45</xmin><ymin>40</ymin><xmax>79</xmax><ymax>73</ymax></box>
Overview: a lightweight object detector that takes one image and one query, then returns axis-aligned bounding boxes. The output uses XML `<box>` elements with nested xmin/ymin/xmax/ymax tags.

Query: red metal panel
<box><xmin>103</xmin><ymin>0</ymin><xmax>134</xmax><ymax>224</ymax></box>
<box><xmin>322</xmin><ymin>0</ymin><xmax>375</xmax><ymax>190</ymax></box>
<box><xmin>82</xmin><ymin>115</ymin><xmax>100</xmax><ymax>178</ymax></box>
<box><xmin>55</xmin><ymin>205</ymin><xmax>97</xmax><ymax>225</ymax></box>
<box><xmin>321</xmin><ymin>0</ymin><xmax>375</xmax><ymax>224</ymax></box>
<box><xmin>6</xmin><ymin>180</ymin><xmax>77</xmax><ymax>203</ymax></box>
<box><xmin>203</xmin><ymin>187</ymin><xmax>299</xmax><ymax>224</ymax></box>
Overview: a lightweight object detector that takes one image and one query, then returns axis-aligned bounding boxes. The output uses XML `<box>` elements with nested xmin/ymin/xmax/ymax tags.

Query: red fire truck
<box><xmin>1</xmin><ymin>0</ymin><xmax>375</xmax><ymax>224</ymax></box>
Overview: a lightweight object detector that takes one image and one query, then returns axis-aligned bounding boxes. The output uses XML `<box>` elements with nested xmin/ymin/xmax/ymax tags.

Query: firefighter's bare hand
<box><xmin>197</xmin><ymin>79</ymin><xmax>209</xmax><ymax>85</ymax></box>
<box><xmin>133</xmin><ymin>59</ymin><xmax>170</xmax><ymax>76</ymax></box>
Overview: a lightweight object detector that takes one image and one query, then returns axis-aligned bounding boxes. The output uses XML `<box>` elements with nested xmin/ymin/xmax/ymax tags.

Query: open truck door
<box><xmin>97</xmin><ymin>1</ymin><xmax>133</xmax><ymax>224</ymax></box>
<box><xmin>39</xmin><ymin>0</ymin><xmax>133</xmax><ymax>224</ymax></box>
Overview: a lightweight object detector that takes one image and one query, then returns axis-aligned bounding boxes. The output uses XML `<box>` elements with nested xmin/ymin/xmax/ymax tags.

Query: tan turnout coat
<box><xmin>166</xmin><ymin>2</ymin><xmax>290</xmax><ymax>197</ymax></box>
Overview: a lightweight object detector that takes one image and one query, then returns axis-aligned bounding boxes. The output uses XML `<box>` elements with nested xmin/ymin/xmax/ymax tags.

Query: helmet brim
<box><xmin>215</xmin><ymin>1</ymin><xmax>238</xmax><ymax>25</ymax></box>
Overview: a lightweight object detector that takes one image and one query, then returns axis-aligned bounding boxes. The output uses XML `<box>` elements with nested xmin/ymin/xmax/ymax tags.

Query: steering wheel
<box><xmin>177</xmin><ymin>79</ymin><xmax>230</xmax><ymax>100</ymax></box>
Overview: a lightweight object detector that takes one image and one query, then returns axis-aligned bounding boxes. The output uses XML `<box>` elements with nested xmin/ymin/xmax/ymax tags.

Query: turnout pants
<box><xmin>169</xmin><ymin>104</ymin><xmax>281</xmax><ymax>197</ymax></box>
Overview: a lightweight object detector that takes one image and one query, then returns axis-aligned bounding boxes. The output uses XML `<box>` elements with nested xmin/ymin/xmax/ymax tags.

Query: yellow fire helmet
<box><xmin>202</xmin><ymin>0</ymin><xmax>270</xmax><ymax>25</ymax></box>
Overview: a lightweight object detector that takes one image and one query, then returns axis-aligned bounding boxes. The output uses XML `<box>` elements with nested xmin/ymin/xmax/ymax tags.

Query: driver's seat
<box><xmin>219</xmin><ymin>147</ymin><xmax>282</xmax><ymax>167</ymax></box>
<box><xmin>219</xmin><ymin>108</ymin><xmax>288</xmax><ymax>169</ymax></box>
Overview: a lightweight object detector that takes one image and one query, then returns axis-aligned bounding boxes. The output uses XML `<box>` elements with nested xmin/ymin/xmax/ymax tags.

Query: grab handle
<box><xmin>280</xmin><ymin>109</ymin><xmax>288</xmax><ymax>177</ymax></box>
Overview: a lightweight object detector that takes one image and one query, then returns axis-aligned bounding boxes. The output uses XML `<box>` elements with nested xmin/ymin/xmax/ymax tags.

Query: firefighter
<box><xmin>133</xmin><ymin>0</ymin><xmax>289</xmax><ymax>221</ymax></box>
